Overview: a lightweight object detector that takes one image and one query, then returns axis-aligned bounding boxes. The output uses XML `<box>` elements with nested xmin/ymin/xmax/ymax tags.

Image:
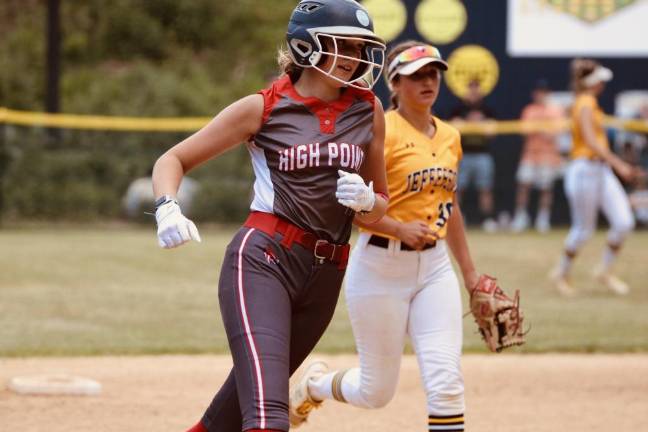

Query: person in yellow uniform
<box><xmin>289</xmin><ymin>41</ymin><xmax>482</xmax><ymax>432</ymax></box>
<box><xmin>552</xmin><ymin>59</ymin><xmax>644</xmax><ymax>297</ymax></box>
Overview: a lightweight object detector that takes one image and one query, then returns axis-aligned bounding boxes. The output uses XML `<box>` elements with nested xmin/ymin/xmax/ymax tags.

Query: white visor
<box><xmin>388</xmin><ymin>57</ymin><xmax>448</xmax><ymax>82</ymax></box>
<box><xmin>583</xmin><ymin>66</ymin><xmax>613</xmax><ymax>87</ymax></box>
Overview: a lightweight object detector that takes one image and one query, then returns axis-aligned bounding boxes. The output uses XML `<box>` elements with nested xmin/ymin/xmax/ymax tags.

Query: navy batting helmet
<box><xmin>286</xmin><ymin>0</ymin><xmax>385</xmax><ymax>90</ymax></box>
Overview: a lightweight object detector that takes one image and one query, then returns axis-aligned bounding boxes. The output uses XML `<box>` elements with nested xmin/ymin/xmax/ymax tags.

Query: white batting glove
<box><xmin>336</xmin><ymin>170</ymin><xmax>376</xmax><ymax>213</ymax></box>
<box><xmin>155</xmin><ymin>201</ymin><xmax>201</xmax><ymax>249</ymax></box>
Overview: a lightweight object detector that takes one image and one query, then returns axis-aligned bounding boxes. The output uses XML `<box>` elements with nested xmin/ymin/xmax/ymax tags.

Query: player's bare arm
<box><xmin>152</xmin><ymin>94</ymin><xmax>263</xmax><ymax>249</ymax></box>
<box><xmin>152</xmin><ymin>94</ymin><xmax>264</xmax><ymax>197</ymax></box>
<box><xmin>355</xmin><ymin>98</ymin><xmax>388</xmax><ymax>224</ymax></box>
<box><xmin>355</xmin><ymin>215</ymin><xmax>434</xmax><ymax>250</ymax></box>
<box><xmin>445</xmin><ymin>197</ymin><xmax>479</xmax><ymax>292</ymax></box>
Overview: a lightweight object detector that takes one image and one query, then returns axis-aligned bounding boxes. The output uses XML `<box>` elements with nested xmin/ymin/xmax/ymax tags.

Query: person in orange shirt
<box><xmin>511</xmin><ymin>79</ymin><xmax>565</xmax><ymax>233</ymax></box>
<box><xmin>552</xmin><ymin>59</ymin><xmax>644</xmax><ymax>297</ymax></box>
<box><xmin>289</xmin><ymin>41</ymin><xmax>484</xmax><ymax>432</ymax></box>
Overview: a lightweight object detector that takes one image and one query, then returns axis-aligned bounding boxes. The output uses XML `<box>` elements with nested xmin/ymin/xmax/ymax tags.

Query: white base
<box><xmin>8</xmin><ymin>374</ymin><xmax>102</xmax><ymax>396</ymax></box>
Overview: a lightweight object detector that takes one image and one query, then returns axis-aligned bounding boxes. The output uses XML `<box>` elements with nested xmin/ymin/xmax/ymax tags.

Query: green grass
<box><xmin>1</xmin><ymin>226</ymin><xmax>647</xmax><ymax>356</ymax></box>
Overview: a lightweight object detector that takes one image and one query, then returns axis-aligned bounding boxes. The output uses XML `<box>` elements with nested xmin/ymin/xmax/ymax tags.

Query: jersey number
<box><xmin>436</xmin><ymin>202</ymin><xmax>453</xmax><ymax>228</ymax></box>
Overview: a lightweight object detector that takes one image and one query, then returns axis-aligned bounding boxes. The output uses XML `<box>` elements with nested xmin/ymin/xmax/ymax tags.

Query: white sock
<box><xmin>309</xmin><ymin>368</ymin><xmax>364</xmax><ymax>406</ymax></box>
<box><xmin>339</xmin><ymin>368</ymin><xmax>362</xmax><ymax>405</ymax></box>
<box><xmin>601</xmin><ymin>246</ymin><xmax>618</xmax><ymax>273</ymax></box>
<box><xmin>558</xmin><ymin>253</ymin><xmax>573</xmax><ymax>277</ymax></box>
<box><xmin>308</xmin><ymin>371</ymin><xmax>335</xmax><ymax>402</ymax></box>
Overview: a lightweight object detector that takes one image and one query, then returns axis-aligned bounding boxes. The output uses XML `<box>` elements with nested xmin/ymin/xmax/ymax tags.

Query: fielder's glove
<box><xmin>336</xmin><ymin>170</ymin><xmax>375</xmax><ymax>213</ymax></box>
<box><xmin>469</xmin><ymin>275</ymin><xmax>525</xmax><ymax>352</ymax></box>
<box><xmin>155</xmin><ymin>200</ymin><xmax>201</xmax><ymax>249</ymax></box>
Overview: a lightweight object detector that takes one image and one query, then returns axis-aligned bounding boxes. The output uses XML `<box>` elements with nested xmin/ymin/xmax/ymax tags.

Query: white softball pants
<box><xmin>340</xmin><ymin>232</ymin><xmax>464</xmax><ymax>415</ymax></box>
<box><xmin>564</xmin><ymin>159</ymin><xmax>634</xmax><ymax>250</ymax></box>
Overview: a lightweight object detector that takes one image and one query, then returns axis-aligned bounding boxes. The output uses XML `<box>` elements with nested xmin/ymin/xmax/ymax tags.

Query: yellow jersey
<box><xmin>571</xmin><ymin>93</ymin><xmax>608</xmax><ymax>160</ymax></box>
<box><xmin>363</xmin><ymin>110</ymin><xmax>462</xmax><ymax>240</ymax></box>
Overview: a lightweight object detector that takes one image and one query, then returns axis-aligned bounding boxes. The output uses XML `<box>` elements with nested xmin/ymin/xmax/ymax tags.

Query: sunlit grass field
<box><xmin>1</xmin><ymin>225</ymin><xmax>647</xmax><ymax>356</ymax></box>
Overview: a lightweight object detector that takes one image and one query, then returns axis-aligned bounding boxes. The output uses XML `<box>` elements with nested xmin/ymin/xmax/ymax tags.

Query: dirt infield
<box><xmin>1</xmin><ymin>354</ymin><xmax>647</xmax><ymax>432</ymax></box>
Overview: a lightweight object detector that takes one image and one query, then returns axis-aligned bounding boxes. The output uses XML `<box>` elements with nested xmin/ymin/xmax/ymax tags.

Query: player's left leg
<box><xmin>597</xmin><ymin>167</ymin><xmax>635</xmax><ymax>294</ymax></box>
<box><xmin>292</xmin><ymin>232</ymin><xmax>442</xmax><ymax>430</ymax></box>
<box><xmin>409</xmin><ymin>243</ymin><xmax>465</xmax><ymax>431</ymax></box>
<box><xmin>292</xmin><ymin>234</ymin><xmax>413</xmax><ymax>424</ymax></box>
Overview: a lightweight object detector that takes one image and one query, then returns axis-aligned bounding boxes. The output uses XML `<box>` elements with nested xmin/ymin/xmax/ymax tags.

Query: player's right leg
<box><xmin>596</xmin><ymin>166</ymin><xmax>636</xmax><ymax>294</ymax></box>
<box><xmin>291</xmin><ymin>233</ymin><xmax>412</xmax><ymax>425</ymax></box>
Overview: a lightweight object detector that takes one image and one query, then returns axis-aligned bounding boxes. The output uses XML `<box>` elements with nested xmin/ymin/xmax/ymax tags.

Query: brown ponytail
<box><xmin>277</xmin><ymin>46</ymin><xmax>304</xmax><ymax>82</ymax></box>
<box><xmin>385</xmin><ymin>40</ymin><xmax>424</xmax><ymax>109</ymax></box>
<box><xmin>570</xmin><ymin>58</ymin><xmax>599</xmax><ymax>93</ymax></box>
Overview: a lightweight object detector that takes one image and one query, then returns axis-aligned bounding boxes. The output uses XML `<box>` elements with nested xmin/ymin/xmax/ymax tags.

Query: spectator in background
<box><xmin>450</xmin><ymin>78</ymin><xmax>498</xmax><ymax>232</ymax></box>
<box><xmin>511</xmin><ymin>79</ymin><xmax>566</xmax><ymax>233</ymax></box>
<box><xmin>629</xmin><ymin>175</ymin><xmax>648</xmax><ymax>227</ymax></box>
<box><xmin>622</xmin><ymin>102</ymin><xmax>648</xmax><ymax>169</ymax></box>
<box><xmin>622</xmin><ymin>102</ymin><xmax>648</xmax><ymax>227</ymax></box>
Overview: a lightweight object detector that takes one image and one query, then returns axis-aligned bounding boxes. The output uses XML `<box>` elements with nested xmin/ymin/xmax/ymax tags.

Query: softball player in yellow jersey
<box><xmin>290</xmin><ymin>42</ymin><xmax>482</xmax><ymax>432</ymax></box>
<box><xmin>553</xmin><ymin>59</ymin><xmax>643</xmax><ymax>297</ymax></box>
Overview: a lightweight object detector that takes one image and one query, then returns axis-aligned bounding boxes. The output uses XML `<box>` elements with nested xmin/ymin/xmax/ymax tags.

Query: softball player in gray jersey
<box><xmin>552</xmin><ymin>59</ymin><xmax>645</xmax><ymax>296</ymax></box>
<box><xmin>151</xmin><ymin>2</ymin><xmax>389</xmax><ymax>431</ymax></box>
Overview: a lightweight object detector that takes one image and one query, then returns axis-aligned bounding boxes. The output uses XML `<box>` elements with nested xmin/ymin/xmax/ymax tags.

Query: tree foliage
<box><xmin>0</xmin><ymin>1</ymin><xmax>298</xmax><ymax>221</ymax></box>
<box><xmin>1</xmin><ymin>0</ymin><xmax>296</xmax><ymax>114</ymax></box>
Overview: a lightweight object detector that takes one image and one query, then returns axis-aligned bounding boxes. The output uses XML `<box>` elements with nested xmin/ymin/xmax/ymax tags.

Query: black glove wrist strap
<box><xmin>155</xmin><ymin>195</ymin><xmax>178</xmax><ymax>209</ymax></box>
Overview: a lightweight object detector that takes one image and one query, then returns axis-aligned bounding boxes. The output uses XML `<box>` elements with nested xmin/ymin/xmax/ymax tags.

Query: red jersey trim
<box><xmin>257</xmin><ymin>78</ymin><xmax>285</xmax><ymax>125</ymax></box>
<box><xmin>258</xmin><ymin>75</ymin><xmax>375</xmax><ymax>135</ymax></box>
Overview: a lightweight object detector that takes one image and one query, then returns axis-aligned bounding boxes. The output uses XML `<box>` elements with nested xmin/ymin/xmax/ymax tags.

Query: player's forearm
<box><xmin>446</xmin><ymin>204</ymin><xmax>478</xmax><ymax>291</ymax></box>
<box><xmin>354</xmin><ymin>211</ymin><xmax>401</xmax><ymax>238</ymax></box>
<box><xmin>354</xmin><ymin>194</ymin><xmax>388</xmax><ymax>225</ymax></box>
<box><xmin>152</xmin><ymin>153</ymin><xmax>185</xmax><ymax>199</ymax></box>
<box><xmin>583</xmin><ymin>133</ymin><xmax>628</xmax><ymax>173</ymax></box>
<box><xmin>583</xmin><ymin>127</ymin><xmax>613</xmax><ymax>160</ymax></box>
<box><xmin>580</xmin><ymin>109</ymin><xmax>617</xmax><ymax>165</ymax></box>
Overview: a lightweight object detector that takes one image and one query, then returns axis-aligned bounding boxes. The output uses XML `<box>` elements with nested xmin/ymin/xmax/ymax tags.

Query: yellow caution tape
<box><xmin>0</xmin><ymin>107</ymin><xmax>210</xmax><ymax>132</ymax></box>
<box><xmin>1</xmin><ymin>107</ymin><xmax>648</xmax><ymax>134</ymax></box>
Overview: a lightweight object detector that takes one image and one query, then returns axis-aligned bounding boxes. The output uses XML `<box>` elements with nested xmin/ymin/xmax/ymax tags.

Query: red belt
<box><xmin>244</xmin><ymin>212</ymin><xmax>350</xmax><ymax>269</ymax></box>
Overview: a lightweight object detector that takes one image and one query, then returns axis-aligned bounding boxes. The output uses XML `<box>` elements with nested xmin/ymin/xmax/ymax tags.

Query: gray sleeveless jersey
<box><xmin>247</xmin><ymin>75</ymin><xmax>375</xmax><ymax>244</ymax></box>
